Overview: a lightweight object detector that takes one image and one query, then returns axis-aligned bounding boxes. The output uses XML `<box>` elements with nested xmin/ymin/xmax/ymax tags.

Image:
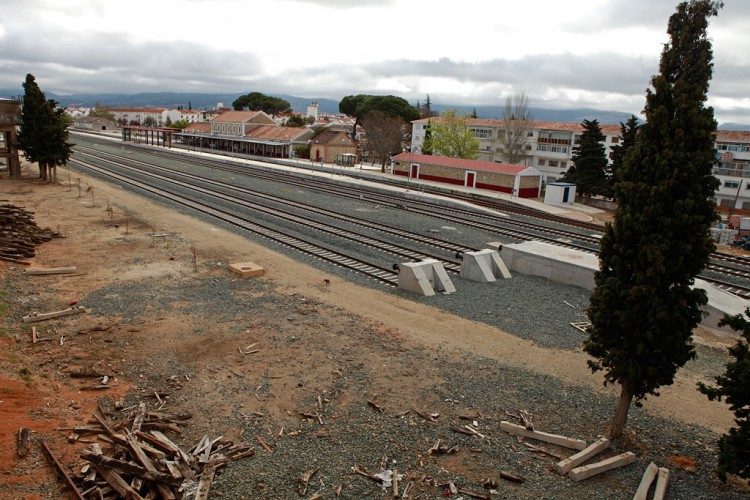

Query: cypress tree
<box><xmin>17</xmin><ymin>74</ymin><xmax>72</xmax><ymax>182</ymax></box>
<box><xmin>584</xmin><ymin>0</ymin><xmax>722</xmax><ymax>438</ymax></box>
<box><xmin>607</xmin><ymin>115</ymin><xmax>640</xmax><ymax>199</ymax></box>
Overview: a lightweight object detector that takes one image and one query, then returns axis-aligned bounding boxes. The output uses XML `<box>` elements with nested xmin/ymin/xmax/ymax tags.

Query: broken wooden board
<box><xmin>633</xmin><ymin>462</ymin><xmax>659</xmax><ymax>500</ymax></box>
<box><xmin>568</xmin><ymin>451</ymin><xmax>637</xmax><ymax>481</ymax></box>
<box><xmin>23</xmin><ymin>306</ymin><xmax>87</xmax><ymax>323</ymax></box>
<box><xmin>228</xmin><ymin>261</ymin><xmax>265</xmax><ymax>279</ymax></box>
<box><xmin>554</xmin><ymin>437</ymin><xmax>609</xmax><ymax>475</ymax></box>
<box><xmin>653</xmin><ymin>467</ymin><xmax>670</xmax><ymax>500</ymax></box>
<box><xmin>499</xmin><ymin>421</ymin><xmax>587</xmax><ymax>450</ymax></box>
<box><xmin>25</xmin><ymin>266</ymin><xmax>77</xmax><ymax>275</ymax></box>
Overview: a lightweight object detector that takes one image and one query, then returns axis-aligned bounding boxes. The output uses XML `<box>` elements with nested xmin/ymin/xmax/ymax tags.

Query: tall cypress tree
<box><xmin>607</xmin><ymin>115</ymin><xmax>640</xmax><ymax>199</ymax></box>
<box><xmin>584</xmin><ymin>0</ymin><xmax>722</xmax><ymax>438</ymax></box>
<box><xmin>562</xmin><ymin>119</ymin><xmax>608</xmax><ymax>203</ymax></box>
<box><xmin>17</xmin><ymin>74</ymin><xmax>72</xmax><ymax>182</ymax></box>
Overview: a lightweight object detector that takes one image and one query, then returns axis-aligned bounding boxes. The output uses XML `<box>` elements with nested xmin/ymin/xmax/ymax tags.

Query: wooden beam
<box><xmin>22</xmin><ymin>306</ymin><xmax>87</xmax><ymax>323</ymax></box>
<box><xmin>653</xmin><ymin>467</ymin><xmax>670</xmax><ymax>500</ymax></box>
<box><xmin>554</xmin><ymin>437</ymin><xmax>609</xmax><ymax>475</ymax></box>
<box><xmin>38</xmin><ymin>439</ymin><xmax>86</xmax><ymax>500</ymax></box>
<box><xmin>568</xmin><ymin>451</ymin><xmax>637</xmax><ymax>482</ymax></box>
<box><xmin>499</xmin><ymin>421</ymin><xmax>587</xmax><ymax>450</ymax></box>
<box><xmin>633</xmin><ymin>462</ymin><xmax>659</xmax><ymax>500</ymax></box>
<box><xmin>25</xmin><ymin>266</ymin><xmax>77</xmax><ymax>275</ymax></box>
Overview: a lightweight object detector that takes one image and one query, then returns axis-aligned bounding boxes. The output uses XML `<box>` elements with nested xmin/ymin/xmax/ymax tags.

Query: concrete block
<box><xmin>397</xmin><ymin>259</ymin><xmax>455</xmax><ymax>296</ymax></box>
<box><xmin>500</xmin><ymin>241</ymin><xmax>598</xmax><ymax>290</ymax></box>
<box><xmin>228</xmin><ymin>261</ymin><xmax>265</xmax><ymax>278</ymax></box>
<box><xmin>460</xmin><ymin>249</ymin><xmax>511</xmax><ymax>282</ymax></box>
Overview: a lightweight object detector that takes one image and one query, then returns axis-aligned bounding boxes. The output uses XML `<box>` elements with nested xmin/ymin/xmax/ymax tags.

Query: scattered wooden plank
<box><xmin>633</xmin><ymin>462</ymin><xmax>659</xmax><ymax>500</ymax></box>
<box><xmin>22</xmin><ymin>306</ymin><xmax>87</xmax><ymax>323</ymax></box>
<box><xmin>25</xmin><ymin>266</ymin><xmax>77</xmax><ymax>275</ymax></box>
<box><xmin>653</xmin><ymin>467</ymin><xmax>670</xmax><ymax>500</ymax></box>
<box><xmin>456</xmin><ymin>486</ymin><xmax>490</xmax><ymax>499</ymax></box>
<box><xmin>554</xmin><ymin>437</ymin><xmax>610</xmax><ymax>475</ymax></box>
<box><xmin>256</xmin><ymin>434</ymin><xmax>273</xmax><ymax>454</ymax></box>
<box><xmin>91</xmin><ymin>463</ymin><xmax>145</xmax><ymax>500</ymax></box>
<box><xmin>523</xmin><ymin>442</ymin><xmax>564</xmax><ymax>460</ymax></box>
<box><xmin>499</xmin><ymin>421</ymin><xmax>587</xmax><ymax>450</ymax></box>
<box><xmin>195</xmin><ymin>463</ymin><xmax>217</xmax><ymax>500</ymax></box>
<box><xmin>38</xmin><ymin>439</ymin><xmax>86</xmax><ymax>500</ymax></box>
<box><xmin>17</xmin><ymin>428</ymin><xmax>30</xmax><ymax>457</ymax></box>
<box><xmin>498</xmin><ymin>469</ymin><xmax>525</xmax><ymax>484</ymax></box>
<box><xmin>413</xmin><ymin>409</ymin><xmax>436</xmax><ymax>423</ymax></box>
<box><xmin>80</xmin><ymin>452</ymin><xmax>182</xmax><ymax>487</ymax></box>
<box><xmin>569</xmin><ymin>451</ymin><xmax>637</xmax><ymax>482</ymax></box>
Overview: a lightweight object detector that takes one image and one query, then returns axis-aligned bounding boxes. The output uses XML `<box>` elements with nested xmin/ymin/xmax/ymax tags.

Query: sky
<box><xmin>1</xmin><ymin>0</ymin><xmax>749</xmax><ymax>125</ymax></box>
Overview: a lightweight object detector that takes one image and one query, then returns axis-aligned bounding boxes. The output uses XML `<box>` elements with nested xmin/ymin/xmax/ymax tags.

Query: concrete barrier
<box><xmin>459</xmin><ymin>249</ymin><xmax>511</xmax><ymax>282</ymax></box>
<box><xmin>396</xmin><ymin>259</ymin><xmax>456</xmax><ymax>296</ymax></box>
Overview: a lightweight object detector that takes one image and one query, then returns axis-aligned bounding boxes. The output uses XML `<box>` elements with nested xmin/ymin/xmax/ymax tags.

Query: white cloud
<box><xmin>0</xmin><ymin>0</ymin><xmax>747</xmax><ymax>125</ymax></box>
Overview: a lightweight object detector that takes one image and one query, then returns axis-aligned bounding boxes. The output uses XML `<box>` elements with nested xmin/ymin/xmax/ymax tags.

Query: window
<box><xmin>549</xmin><ymin>160</ymin><xmax>559</xmax><ymax>167</ymax></box>
<box><xmin>560</xmin><ymin>162</ymin><xmax>567</xmax><ymax>169</ymax></box>
<box><xmin>611</xmin><ymin>136</ymin><xmax>620</xmax><ymax>143</ymax></box>
<box><xmin>537</xmin><ymin>144</ymin><xmax>569</xmax><ymax>153</ymax></box>
<box><xmin>538</xmin><ymin>131</ymin><xmax>572</xmax><ymax>144</ymax></box>
<box><xmin>724</xmin><ymin>180</ymin><xmax>740</xmax><ymax>189</ymax></box>
<box><xmin>471</xmin><ymin>128</ymin><xmax>492</xmax><ymax>139</ymax></box>
<box><xmin>538</xmin><ymin>159</ymin><xmax>546</xmax><ymax>166</ymax></box>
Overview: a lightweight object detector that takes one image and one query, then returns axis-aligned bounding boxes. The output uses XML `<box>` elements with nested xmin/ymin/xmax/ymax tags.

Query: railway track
<box><xmin>70</xmin><ymin>135</ymin><xmax>750</xmax><ymax>299</ymax></box>
<box><xmin>70</xmin><ymin>156</ymin><xmax>402</xmax><ymax>287</ymax></box>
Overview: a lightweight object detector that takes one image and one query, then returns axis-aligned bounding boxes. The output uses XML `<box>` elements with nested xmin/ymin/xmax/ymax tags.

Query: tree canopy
<box><xmin>339</xmin><ymin>94</ymin><xmax>419</xmax><ymax>139</ymax></box>
<box><xmin>562</xmin><ymin>119</ymin><xmax>608</xmax><ymax>203</ymax></box>
<box><xmin>232</xmin><ymin>92</ymin><xmax>292</xmax><ymax>116</ymax></box>
<box><xmin>422</xmin><ymin>109</ymin><xmax>479</xmax><ymax>160</ymax></box>
<box><xmin>89</xmin><ymin>102</ymin><xmax>115</xmax><ymax>122</ymax></box>
<box><xmin>361</xmin><ymin>110</ymin><xmax>406</xmax><ymax>171</ymax></box>
<box><xmin>699</xmin><ymin>309</ymin><xmax>750</xmax><ymax>481</ymax></box>
<box><xmin>17</xmin><ymin>74</ymin><xmax>73</xmax><ymax>182</ymax></box>
<box><xmin>584</xmin><ymin>0</ymin><xmax>722</xmax><ymax>438</ymax></box>
<box><xmin>499</xmin><ymin>93</ymin><xmax>534</xmax><ymax>165</ymax></box>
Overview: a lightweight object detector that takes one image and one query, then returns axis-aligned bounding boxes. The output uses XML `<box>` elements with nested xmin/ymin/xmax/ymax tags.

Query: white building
<box><xmin>713</xmin><ymin>130</ymin><xmax>750</xmax><ymax>213</ymax></box>
<box><xmin>411</xmin><ymin>118</ymin><xmax>621</xmax><ymax>184</ymax></box>
<box><xmin>412</xmin><ymin>118</ymin><xmax>750</xmax><ymax>211</ymax></box>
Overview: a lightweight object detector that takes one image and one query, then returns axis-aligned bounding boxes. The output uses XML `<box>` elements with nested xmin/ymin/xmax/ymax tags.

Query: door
<box><xmin>410</xmin><ymin>163</ymin><xmax>419</xmax><ymax>179</ymax></box>
<box><xmin>465</xmin><ymin>171</ymin><xmax>476</xmax><ymax>188</ymax></box>
<box><xmin>562</xmin><ymin>187</ymin><xmax>570</xmax><ymax>203</ymax></box>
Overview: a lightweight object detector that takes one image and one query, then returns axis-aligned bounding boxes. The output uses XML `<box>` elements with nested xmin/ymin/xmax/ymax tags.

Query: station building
<box><xmin>390</xmin><ymin>152</ymin><xmax>542</xmax><ymax>198</ymax></box>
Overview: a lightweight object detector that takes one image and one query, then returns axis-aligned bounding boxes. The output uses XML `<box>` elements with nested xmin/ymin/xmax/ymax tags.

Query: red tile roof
<box><xmin>212</xmin><ymin>110</ymin><xmax>273</xmax><ymax>123</ymax></box>
<box><xmin>717</xmin><ymin>130</ymin><xmax>750</xmax><ymax>143</ymax></box>
<box><xmin>183</xmin><ymin>122</ymin><xmax>211</xmax><ymax>133</ymax></box>
<box><xmin>392</xmin><ymin>153</ymin><xmax>538</xmax><ymax>175</ymax></box>
<box><xmin>247</xmin><ymin>125</ymin><xmax>311</xmax><ymax>141</ymax></box>
<box><xmin>413</xmin><ymin>117</ymin><xmax>622</xmax><ymax>136</ymax></box>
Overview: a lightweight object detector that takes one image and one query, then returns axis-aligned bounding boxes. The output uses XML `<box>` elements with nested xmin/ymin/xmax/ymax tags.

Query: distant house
<box><xmin>310</xmin><ymin>131</ymin><xmax>357</xmax><ymax>163</ymax></box>
<box><xmin>110</xmin><ymin>107</ymin><xmax>167</xmax><ymax>126</ymax></box>
<box><xmin>0</xmin><ymin>98</ymin><xmax>21</xmax><ymax>176</ymax></box>
<box><xmin>72</xmin><ymin>116</ymin><xmax>118</xmax><ymax>132</ymax></box>
<box><xmin>390</xmin><ymin>152</ymin><xmax>542</xmax><ymax>198</ymax></box>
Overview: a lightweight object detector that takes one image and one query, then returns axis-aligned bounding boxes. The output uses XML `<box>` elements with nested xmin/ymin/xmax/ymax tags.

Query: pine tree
<box><xmin>562</xmin><ymin>119</ymin><xmax>608</xmax><ymax>204</ymax></box>
<box><xmin>699</xmin><ymin>309</ymin><xmax>750</xmax><ymax>481</ymax></box>
<box><xmin>584</xmin><ymin>0</ymin><xmax>722</xmax><ymax>438</ymax></box>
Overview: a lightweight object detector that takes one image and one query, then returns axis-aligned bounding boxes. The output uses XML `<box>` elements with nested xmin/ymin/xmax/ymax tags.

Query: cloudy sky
<box><xmin>2</xmin><ymin>0</ymin><xmax>749</xmax><ymax>124</ymax></box>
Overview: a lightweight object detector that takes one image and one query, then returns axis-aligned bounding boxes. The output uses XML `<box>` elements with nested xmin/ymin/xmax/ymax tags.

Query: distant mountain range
<box><xmin>2</xmin><ymin>89</ymin><xmax>747</xmax><ymax>130</ymax></box>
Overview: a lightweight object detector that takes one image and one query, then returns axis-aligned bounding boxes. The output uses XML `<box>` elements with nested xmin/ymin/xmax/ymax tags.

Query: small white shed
<box><xmin>544</xmin><ymin>182</ymin><xmax>576</xmax><ymax>207</ymax></box>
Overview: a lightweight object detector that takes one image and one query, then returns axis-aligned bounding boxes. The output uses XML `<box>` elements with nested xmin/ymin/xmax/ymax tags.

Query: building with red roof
<box><xmin>391</xmin><ymin>152</ymin><xmax>542</xmax><ymax>198</ymax></box>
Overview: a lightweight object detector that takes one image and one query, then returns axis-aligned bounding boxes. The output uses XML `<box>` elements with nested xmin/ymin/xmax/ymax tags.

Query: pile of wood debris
<box><xmin>35</xmin><ymin>402</ymin><xmax>255</xmax><ymax>499</ymax></box>
<box><xmin>0</xmin><ymin>204</ymin><xmax>57</xmax><ymax>264</ymax></box>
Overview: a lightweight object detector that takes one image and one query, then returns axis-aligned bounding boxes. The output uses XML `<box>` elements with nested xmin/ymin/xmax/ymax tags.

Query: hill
<box><xmin>1</xmin><ymin>88</ymin><xmax>746</xmax><ymax>129</ymax></box>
